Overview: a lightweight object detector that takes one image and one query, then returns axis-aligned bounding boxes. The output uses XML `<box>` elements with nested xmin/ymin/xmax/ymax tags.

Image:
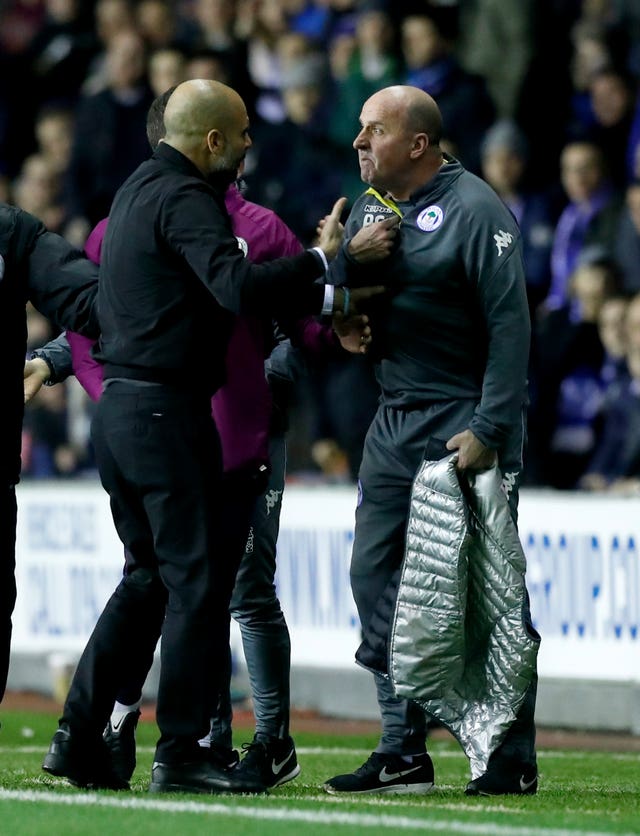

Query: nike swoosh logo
<box><xmin>379</xmin><ymin>765</ymin><xmax>423</xmax><ymax>783</ymax></box>
<box><xmin>111</xmin><ymin>715</ymin><xmax>127</xmax><ymax>732</ymax></box>
<box><xmin>272</xmin><ymin>753</ymin><xmax>292</xmax><ymax>776</ymax></box>
<box><xmin>519</xmin><ymin>774</ymin><xmax>537</xmax><ymax>792</ymax></box>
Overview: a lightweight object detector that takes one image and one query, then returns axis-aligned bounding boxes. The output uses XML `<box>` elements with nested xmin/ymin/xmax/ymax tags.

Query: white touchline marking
<box><xmin>0</xmin><ymin>789</ymin><xmax>636</xmax><ymax>836</ymax></box>
<box><xmin>2</xmin><ymin>746</ymin><xmax>639</xmax><ymax>763</ymax></box>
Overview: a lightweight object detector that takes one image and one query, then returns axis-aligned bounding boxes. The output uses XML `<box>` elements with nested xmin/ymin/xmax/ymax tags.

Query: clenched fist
<box><xmin>348</xmin><ymin>214</ymin><xmax>400</xmax><ymax>263</ymax></box>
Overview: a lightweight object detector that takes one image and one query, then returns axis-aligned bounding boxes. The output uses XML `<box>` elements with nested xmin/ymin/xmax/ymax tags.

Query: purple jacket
<box><xmin>68</xmin><ymin>185</ymin><xmax>338</xmax><ymax>473</ymax></box>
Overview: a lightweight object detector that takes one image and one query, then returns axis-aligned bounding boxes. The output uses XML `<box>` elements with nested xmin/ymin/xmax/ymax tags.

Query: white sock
<box><xmin>111</xmin><ymin>700</ymin><xmax>141</xmax><ymax>724</ymax></box>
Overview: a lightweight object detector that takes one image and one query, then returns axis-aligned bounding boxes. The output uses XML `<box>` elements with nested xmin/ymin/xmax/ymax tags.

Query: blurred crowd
<box><xmin>5</xmin><ymin>0</ymin><xmax>640</xmax><ymax>491</ymax></box>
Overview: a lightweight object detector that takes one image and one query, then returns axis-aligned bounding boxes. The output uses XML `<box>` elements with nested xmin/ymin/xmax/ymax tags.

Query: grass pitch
<box><xmin>0</xmin><ymin>708</ymin><xmax>638</xmax><ymax>835</ymax></box>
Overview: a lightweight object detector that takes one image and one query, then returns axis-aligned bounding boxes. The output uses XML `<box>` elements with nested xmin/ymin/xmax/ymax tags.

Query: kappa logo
<box><xmin>236</xmin><ymin>236</ymin><xmax>248</xmax><ymax>257</ymax></box>
<box><xmin>245</xmin><ymin>525</ymin><xmax>254</xmax><ymax>554</ymax></box>
<box><xmin>363</xmin><ymin>204</ymin><xmax>393</xmax><ymax>214</ymax></box>
<box><xmin>417</xmin><ymin>205</ymin><xmax>444</xmax><ymax>232</ymax></box>
<box><xmin>501</xmin><ymin>471</ymin><xmax>519</xmax><ymax>499</ymax></box>
<box><xmin>494</xmin><ymin>229</ymin><xmax>513</xmax><ymax>256</ymax></box>
<box><xmin>265</xmin><ymin>489</ymin><xmax>283</xmax><ymax>515</ymax></box>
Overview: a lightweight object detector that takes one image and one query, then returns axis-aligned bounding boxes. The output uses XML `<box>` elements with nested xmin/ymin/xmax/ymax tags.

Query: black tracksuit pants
<box><xmin>351</xmin><ymin>398</ymin><xmax>538</xmax><ymax>770</ymax></box>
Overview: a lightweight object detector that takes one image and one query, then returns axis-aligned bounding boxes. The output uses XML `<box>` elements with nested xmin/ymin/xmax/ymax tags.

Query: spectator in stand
<box><xmin>81</xmin><ymin>0</ymin><xmax>137</xmax><ymax>96</ymax></box>
<box><xmin>0</xmin><ymin>0</ymin><xmax>46</xmax><ymax>57</ymax></box>
<box><xmin>24</xmin><ymin>0</ymin><xmax>97</xmax><ymax>113</ymax></box>
<box><xmin>64</xmin><ymin>29</ymin><xmax>154</xmax><ymax>244</ymax></box>
<box><xmin>244</xmin><ymin>50</ymin><xmax>341</xmax><ymax>246</ymax></box>
<box><xmin>399</xmin><ymin>6</ymin><xmax>495</xmax><ymax>175</ymax></box>
<box><xmin>480</xmin><ymin>119</ymin><xmax>558</xmax><ymax>315</ymax></box>
<box><xmin>597</xmin><ymin>294</ymin><xmax>632</xmax><ymax>391</ymax></box>
<box><xmin>135</xmin><ymin>0</ymin><xmax>198</xmax><ymax>53</ymax></box>
<box><xmin>457</xmin><ymin>0</ymin><xmax>536</xmax><ymax>120</ymax></box>
<box><xmin>147</xmin><ymin>47</ymin><xmax>187</xmax><ymax>97</ymax></box>
<box><xmin>580</xmin><ymin>293</ymin><xmax>640</xmax><ymax>492</ymax></box>
<box><xmin>22</xmin><ymin>382</ymin><xmax>93</xmax><ymax>479</ymax></box>
<box><xmin>191</xmin><ymin>0</ymin><xmax>256</xmax><ymax>115</ymax></box>
<box><xmin>327</xmin><ymin>3</ymin><xmax>401</xmax><ymax>204</ymax></box>
<box><xmin>12</xmin><ymin>153</ymin><xmax>66</xmax><ymax>234</ymax></box>
<box><xmin>184</xmin><ymin>47</ymin><xmax>232</xmax><ymax>86</ymax></box>
<box><xmin>26</xmin><ymin>303</ymin><xmax>56</xmax><ymax>354</ymax></box>
<box><xmin>529</xmin><ymin>255</ymin><xmax>620</xmax><ymax>488</ymax></box>
<box><xmin>613</xmin><ymin>179</ymin><xmax>640</xmax><ymax>292</ymax></box>
<box><xmin>568</xmin><ymin>68</ymin><xmax>637</xmax><ymax>190</ymax></box>
<box><xmin>545</xmin><ymin>140</ymin><xmax>621</xmax><ymax>311</ymax></box>
<box><xmin>564</xmin><ymin>18</ymin><xmax>617</xmax><ymax>145</ymax></box>
<box><xmin>34</xmin><ymin>104</ymin><xmax>73</xmax><ymax>168</ymax></box>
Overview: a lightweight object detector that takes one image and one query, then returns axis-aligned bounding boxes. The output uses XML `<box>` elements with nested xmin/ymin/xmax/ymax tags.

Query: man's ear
<box><xmin>410</xmin><ymin>133</ymin><xmax>428</xmax><ymax>159</ymax></box>
<box><xmin>206</xmin><ymin>128</ymin><xmax>224</xmax><ymax>154</ymax></box>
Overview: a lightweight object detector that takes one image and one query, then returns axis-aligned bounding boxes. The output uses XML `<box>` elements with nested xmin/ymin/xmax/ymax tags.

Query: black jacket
<box><xmin>98</xmin><ymin>143</ymin><xmax>326</xmax><ymax>395</ymax></box>
<box><xmin>1</xmin><ymin>203</ymin><xmax>98</xmax><ymax>485</ymax></box>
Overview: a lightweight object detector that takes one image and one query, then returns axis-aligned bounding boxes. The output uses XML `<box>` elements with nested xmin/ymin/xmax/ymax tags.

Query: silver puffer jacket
<box><xmin>389</xmin><ymin>454</ymin><xmax>540</xmax><ymax>778</ymax></box>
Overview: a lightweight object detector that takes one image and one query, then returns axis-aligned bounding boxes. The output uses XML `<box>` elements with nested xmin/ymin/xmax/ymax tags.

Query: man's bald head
<box><xmin>354</xmin><ymin>85</ymin><xmax>444</xmax><ymax>200</ymax></box>
<box><xmin>164</xmin><ymin>79</ymin><xmax>247</xmax><ymax>146</ymax></box>
<box><xmin>162</xmin><ymin>79</ymin><xmax>251</xmax><ymax>182</ymax></box>
<box><xmin>367</xmin><ymin>85</ymin><xmax>442</xmax><ymax>147</ymax></box>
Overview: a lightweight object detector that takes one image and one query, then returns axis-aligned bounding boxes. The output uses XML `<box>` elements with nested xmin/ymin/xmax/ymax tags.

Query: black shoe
<box><xmin>43</xmin><ymin>724</ymin><xmax>130</xmax><ymax>790</ymax></box>
<box><xmin>465</xmin><ymin>764</ymin><xmax>538</xmax><ymax>796</ymax></box>
<box><xmin>149</xmin><ymin>754</ymin><xmax>265</xmax><ymax>795</ymax></box>
<box><xmin>324</xmin><ymin>751</ymin><xmax>434</xmax><ymax>795</ymax></box>
<box><xmin>234</xmin><ymin>734</ymin><xmax>300</xmax><ymax>789</ymax></box>
<box><xmin>197</xmin><ymin>730</ymin><xmax>240</xmax><ymax>772</ymax></box>
<box><xmin>207</xmin><ymin>742</ymin><xmax>240</xmax><ymax>772</ymax></box>
<box><xmin>103</xmin><ymin>709</ymin><xmax>140</xmax><ymax>783</ymax></box>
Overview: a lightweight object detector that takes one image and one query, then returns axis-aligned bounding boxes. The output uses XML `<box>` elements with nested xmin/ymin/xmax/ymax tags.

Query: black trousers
<box><xmin>61</xmin><ymin>381</ymin><xmax>235</xmax><ymax>763</ymax></box>
<box><xmin>112</xmin><ymin>459</ymin><xmax>262</xmax><ymax>739</ymax></box>
<box><xmin>0</xmin><ymin>484</ymin><xmax>17</xmax><ymax>703</ymax></box>
<box><xmin>351</xmin><ymin>399</ymin><xmax>538</xmax><ymax>768</ymax></box>
<box><xmin>111</xmin><ymin>439</ymin><xmax>289</xmax><ymax>748</ymax></box>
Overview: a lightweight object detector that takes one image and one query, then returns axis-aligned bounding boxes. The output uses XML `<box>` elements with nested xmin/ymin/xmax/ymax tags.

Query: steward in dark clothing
<box><xmin>0</xmin><ymin>202</ymin><xmax>98</xmax><ymax>704</ymax></box>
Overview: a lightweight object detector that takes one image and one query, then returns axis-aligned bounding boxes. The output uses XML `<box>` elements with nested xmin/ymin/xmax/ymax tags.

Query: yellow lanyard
<box><xmin>365</xmin><ymin>188</ymin><xmax>403</xmax><ymax>219</ymax></box>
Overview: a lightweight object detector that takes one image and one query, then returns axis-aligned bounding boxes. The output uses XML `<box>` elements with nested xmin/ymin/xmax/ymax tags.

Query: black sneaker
<box><xmin>43</xmin><ymin>724</ymin><xmax>130</xmax><ymax>790</ymax></box>
<box><xmin>324</xmin><ymin>752</ymin><xmax>434</xmax><ymax>795</ymax></box>
<box><xmin>234</xmin><ymin>734</ymin><xmax>300</xmax><ymax>789</ymax></box>
<box><xmin>103</xmin><ymin>709</ymin><xmax>140</xmax><ymax>783</ymax></box>
<box><xmin>465</xmin><ymin>764</ymin><xmax>538</xmax><ymax>796</ymax></box>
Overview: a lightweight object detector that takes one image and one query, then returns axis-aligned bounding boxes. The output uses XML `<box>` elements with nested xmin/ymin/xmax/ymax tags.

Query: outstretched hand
<box><xmin>24</xmin><ymin>357</ymin><xmax>50</xmax><ymax>403</ymax></box>
<box><xmin>316</xmin><ymin>197</ymin><xmax>348</xmax><ymax>260</ymax></box>
<box><xmin>348</xmin><ymin>214</ymin><xmax>400</xmax><ymax>263</ymax></box>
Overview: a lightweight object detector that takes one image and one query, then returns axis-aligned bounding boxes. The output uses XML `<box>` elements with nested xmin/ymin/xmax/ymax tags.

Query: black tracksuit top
<box><xmin>330</xmin><ymin>156</ymin><xmax>531</xmax><ymax>450</ymax></box>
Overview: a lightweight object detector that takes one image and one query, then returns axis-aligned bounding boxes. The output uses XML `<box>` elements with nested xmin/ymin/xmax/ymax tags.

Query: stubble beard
<box><xmin>359</xmin><ymin>158</ymin><xmax>375</xmax><ymax>185</ymax></box>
